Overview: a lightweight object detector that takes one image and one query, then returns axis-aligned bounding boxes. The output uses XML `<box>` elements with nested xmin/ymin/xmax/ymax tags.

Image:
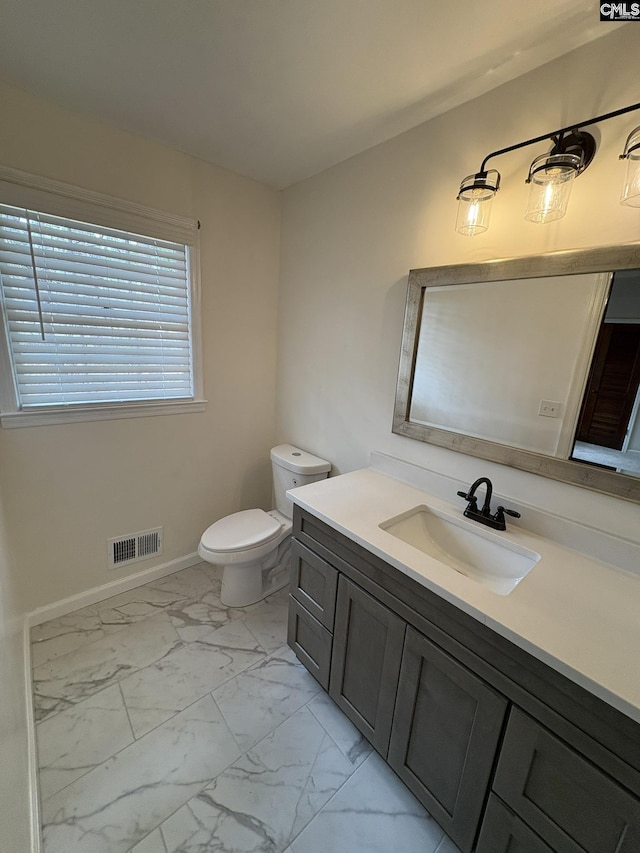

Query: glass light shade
<box><xmin>620</xmin><ymin>127</ymin><xmax>640</xmax><ymax>207</ymax></box>
<box><xmin>524</xmin><ymin>152</ymin><xmax>580</xmax><ymax>224</ymax></box>
<box><xmin>455</xmin><ymin>172</ymin><xmax>499</xmax><ymax>236</ymax></box>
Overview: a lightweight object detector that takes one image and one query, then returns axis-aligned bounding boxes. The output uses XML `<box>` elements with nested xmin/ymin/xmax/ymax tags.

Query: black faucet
<box><xmin>456</xmin><ymin>477</ymin><xmax>521</xmax><ymax>531</ymax></box>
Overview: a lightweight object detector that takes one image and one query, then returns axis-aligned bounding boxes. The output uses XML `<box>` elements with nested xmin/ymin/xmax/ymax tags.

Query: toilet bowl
<box><xmin>198</xmin><ymin>445</ymin><xmax>331</xmax><ymax>607</ymax></box>
<box><xmin>199</xmin><ymin>508</ymin><xmax>292</xmax><ymax>606</ymax></box>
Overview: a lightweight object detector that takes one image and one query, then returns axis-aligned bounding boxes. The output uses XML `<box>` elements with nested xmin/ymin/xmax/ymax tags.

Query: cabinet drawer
<box><xmin>388</xmin><ymin>627</ymin><xmax>507</xmax><ymax>853</ymax></box>
<box><xmin>476</xmin><ymin>795</ymin><xmax>554</xmax><ymax>853</ymax></box>
<box><xmin>494</xmin><ymin>709</ymin><xmax>640</xmax><ymax>853</ymax></box>
<box><xmin>290</xmin><ymin>540</ymin><xmax>338</xmax><ymax>629</ymax></box>
<box><xmin>287</xmin><ymin>596</ymin><xmax>332</xmax><ymax>689</ymax></box>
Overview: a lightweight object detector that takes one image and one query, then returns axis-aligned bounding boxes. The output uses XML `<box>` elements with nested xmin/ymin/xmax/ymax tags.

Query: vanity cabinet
<box><xmin>288</xmin><ymin>507</ymin><xmax>640</xmax><ymax>853</ymax></box>
<box><xmin>388</xmin><ymin>627</ymin><xmax>507</xmax><ymax>852</ymax></box>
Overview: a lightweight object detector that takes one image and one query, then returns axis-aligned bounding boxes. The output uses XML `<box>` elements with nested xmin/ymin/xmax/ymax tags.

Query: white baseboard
<box><xmin>27</xmin><ymin>552</ymin><xmax>201</xmax><ymax>628</ymax></box>
<box><xmin>23</xmin><ymin>619</ymin><xmax>42</xmax><ymax>853</ymax></box>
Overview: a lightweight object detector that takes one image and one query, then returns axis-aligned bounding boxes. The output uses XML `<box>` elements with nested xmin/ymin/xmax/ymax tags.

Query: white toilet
<box><xmin>198</xmin><ymin>444</ymin><xmax>331</xmax><ymax>607</ymax></box>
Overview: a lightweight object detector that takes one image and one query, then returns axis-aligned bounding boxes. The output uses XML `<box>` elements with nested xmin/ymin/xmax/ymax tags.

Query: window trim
<box><xmin>0</xmin><ymin>166</ymin><xmax>206</xmax><ymax>427</ymax></box>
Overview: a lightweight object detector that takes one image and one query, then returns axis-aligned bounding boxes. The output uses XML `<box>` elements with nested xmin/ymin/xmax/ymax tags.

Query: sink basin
<box><xmin>379</xmin><ymin>504</ymin><xmax>540</xmax><ymax>595</ymax></box>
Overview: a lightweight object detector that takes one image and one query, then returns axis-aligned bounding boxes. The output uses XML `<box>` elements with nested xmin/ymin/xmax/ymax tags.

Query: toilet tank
<box><xmin>270</xmin><ymin>444</ymin><xmax>331</xmax><ymax>518</ymax></box>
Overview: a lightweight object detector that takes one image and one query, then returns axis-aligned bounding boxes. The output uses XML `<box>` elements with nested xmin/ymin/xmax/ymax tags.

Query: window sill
<box><xmin>0</xmin><ymin>399</ymin><xmax>208</xmax><ymax>428</ymax></box>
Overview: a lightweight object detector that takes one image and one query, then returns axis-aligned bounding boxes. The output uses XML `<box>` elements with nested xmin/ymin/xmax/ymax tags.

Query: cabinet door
<box><xmin>387</xmin><ymin>627</ymin><xmax>508</xmax><ymax>853</ymax></box>
<box><xmin>290</xmin><ymin>540</ymin><xmax>338</xmax><ymax>629</ymax></box>
<box><xmin>329</xmin><ymin>576</ymin><xmax>405</xmax><ymax>756</ymax></box>
<box><xmin>476</xmin><ymin>796</ymin><xmax>555</xmax><ymax>853</ymax></box>
<box><xmin>494</xmin><ymin>709</ymin><xmax>640</xmax><ymax>853</ymax></box>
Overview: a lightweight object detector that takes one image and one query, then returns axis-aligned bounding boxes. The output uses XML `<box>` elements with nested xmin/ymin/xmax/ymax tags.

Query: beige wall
<box><xmin>0</xmin><ymin>475</ymin><xmax>31</xmax><ymax>851</ymax></box>
<box><xmin>277</xmin><ymin>25</ymin><xmax>640</xmax><ymax>539</ymax></box>
<box><xmin>0</xmin><ymin>81</ymin><xmax>282</xmax><ymax>611</ymax></box>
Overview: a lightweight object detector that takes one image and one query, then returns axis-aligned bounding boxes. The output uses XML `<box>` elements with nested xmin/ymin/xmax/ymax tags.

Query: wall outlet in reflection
<box><xmin>539</xmin><ymin>400</ymin><xmax>562</xmax><ymax>418</ymax></box>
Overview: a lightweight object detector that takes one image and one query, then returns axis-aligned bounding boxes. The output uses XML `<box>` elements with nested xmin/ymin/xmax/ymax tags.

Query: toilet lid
<box><xmin>200</xmin><ymin>509</ymin><xmax>283</xmax><ymax>553</ymax></box>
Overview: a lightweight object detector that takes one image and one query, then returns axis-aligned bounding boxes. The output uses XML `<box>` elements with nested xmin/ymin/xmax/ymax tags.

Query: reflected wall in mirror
<box><xmin>393</xmin><ymin>244</ymin><xmax>640</xmax><ymax>502</ymax></box>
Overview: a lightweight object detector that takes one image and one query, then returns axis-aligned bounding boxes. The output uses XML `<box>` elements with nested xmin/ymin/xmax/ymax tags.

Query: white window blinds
<box><xmin>0</xmin><ymin>205</ymin><xmax>194</xmax><ymax>408</ymax></box>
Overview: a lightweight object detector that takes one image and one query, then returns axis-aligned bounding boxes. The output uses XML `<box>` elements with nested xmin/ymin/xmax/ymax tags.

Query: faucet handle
<box><xmin>457</xmin><ymin>490</ymin><xmax>478</xmax><ymax>510</ymax></box>
<box><xmin>495</xmin><ymin>505</ymin><xmax>521</xmax><ymax>521</ymax></box>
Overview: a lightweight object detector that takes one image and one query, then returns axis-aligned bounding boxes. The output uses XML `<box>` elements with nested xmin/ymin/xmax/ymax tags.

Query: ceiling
<box><xmin>0</xmin><ymin>1</ymin><xmax>617</xmax><ymax>188</ymax></box>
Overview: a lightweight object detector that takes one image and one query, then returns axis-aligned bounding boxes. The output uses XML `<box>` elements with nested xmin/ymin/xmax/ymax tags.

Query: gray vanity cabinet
<box><xmin>329</xmin><ymin>576</ymin><xmax>405</xmax><ymax>756</ymax></box>
<box><xmin>387</xmin><ymin>627</ymin><xmax>508</xmax><ymax>852</ymax></box>
<box><xmin>288</xmin><ymin>506</ymin><xmax>640</xmax><ymax>853</ymax></box>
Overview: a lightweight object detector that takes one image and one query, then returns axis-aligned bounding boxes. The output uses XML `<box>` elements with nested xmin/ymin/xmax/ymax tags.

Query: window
<box><xmin>0</xmin><ymin>167</ymin><xmax>204</xmax><ymax>426</ymax></box>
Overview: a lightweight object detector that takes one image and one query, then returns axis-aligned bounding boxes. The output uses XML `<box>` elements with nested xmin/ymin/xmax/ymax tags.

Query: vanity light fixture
<box><xmin>456</xmin><ymin>101</ymin><xmax>640</xmax><ymax>235</ymax></box>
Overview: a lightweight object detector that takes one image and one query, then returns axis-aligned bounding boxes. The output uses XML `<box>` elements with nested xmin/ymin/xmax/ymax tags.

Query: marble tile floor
<box><xmin>31</xmin><ymin>561</ymin><xmax>460</xmax><ymax>853</ymax></box>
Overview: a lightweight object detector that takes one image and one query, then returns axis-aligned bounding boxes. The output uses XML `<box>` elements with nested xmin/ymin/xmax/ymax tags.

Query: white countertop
<box><xmin>288</xmin><ymin>466</ymin><xmax>640</xmax><ymax>725</ymax></box>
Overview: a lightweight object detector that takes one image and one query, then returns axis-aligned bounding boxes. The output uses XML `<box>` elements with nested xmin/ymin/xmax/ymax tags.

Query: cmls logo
<box><xmin>600</xmin><ymin>2</ymin><xmax>640</xmax><ymax>19</ymax></box>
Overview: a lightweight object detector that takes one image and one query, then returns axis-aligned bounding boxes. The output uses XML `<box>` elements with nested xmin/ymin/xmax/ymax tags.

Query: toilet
<box><xmin>198</xmin><ymin>444</ymin><xmax>331</xmax><ymax>607</ymax></box>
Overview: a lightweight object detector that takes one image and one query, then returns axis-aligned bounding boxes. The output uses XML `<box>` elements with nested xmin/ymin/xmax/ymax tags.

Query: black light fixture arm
<box><xmin>478</xmin><ymin>100</ymin><xmax>640</xmax><ymax>174</ymax></box>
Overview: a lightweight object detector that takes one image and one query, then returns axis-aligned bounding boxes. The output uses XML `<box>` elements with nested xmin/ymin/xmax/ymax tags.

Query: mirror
<box><xmin>393</xmin><ymin>244</ymin><xmax>640</xmax><ymax>502</ymax></box>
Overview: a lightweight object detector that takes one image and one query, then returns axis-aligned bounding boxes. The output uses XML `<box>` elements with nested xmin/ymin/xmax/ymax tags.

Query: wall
<box><xmin>0</xmin><ymin>81</ymin><xmax>281</xmax><ymax>611</ymax></box>
<box><xmin>277</xmin><ymin>24</ymin><xmax>640</xmax><ymax>540</ymax></box>
<box><xmin>0</xmin><ymin>472</ymin><xmax>31</xmax><ymax>851</ymax></box>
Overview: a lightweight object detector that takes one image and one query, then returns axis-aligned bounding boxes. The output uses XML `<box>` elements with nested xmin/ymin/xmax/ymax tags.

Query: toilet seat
<box><xmin>200</xmin><ymin>508</ymin><xmax>283</xmax><ymax>554</ymax></box>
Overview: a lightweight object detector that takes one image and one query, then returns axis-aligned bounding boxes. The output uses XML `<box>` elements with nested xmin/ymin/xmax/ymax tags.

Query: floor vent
<box><xmin>108</xmin><ymin>527</ymin><xmax>163</xmax><ymax>569</ymax></box>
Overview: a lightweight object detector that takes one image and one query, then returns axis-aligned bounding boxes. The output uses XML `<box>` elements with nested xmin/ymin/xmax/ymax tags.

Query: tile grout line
<box><xmin>34</xmin><ymin>643</ymin><xmax>296</xmax><ymax>819</ymax></box>
<box><xmin>157</xmin><ymin>687</ymin><xmax>341</xmax><ymax>851</ymax></box>
<box><xmin>32</xmin><ymin>564</ymin><xmax>280</xmax><ymax>677</ymax></box>
<box><xmin>118</xmin><ymin>681</ymin><xmax>137</xmax><ymax>743</ymax></box>
<box><xmin>32</xmin><ymin>632</ymin><xmax>184</xmax><ymax>729</ymax></box>
<box><xmin>39</xmin><ymin>604</ymin><xmax>281</xmax><ymax>744</ymax></box>
<box><xmin>35</xmin><ymin>682</ymin><xmax>137</xmax><ymax>808</ymax></box>
<box><xmin>288</xmin><ymin>707</ymin><xmax>337</xmax><ymax>846</ymax></box>
<box><xmin>119</xmin><ymin>662</ymin><xmax>309</xmax><ymax>853</ymax></box>
<box><xmin>30</xmin><ymin>562</ymin><xmax>223</xmax><ymax>671</ymax></box>
<box><xmin>120</xmin><ymin>622</ymin><xmax>287</xmax><ymax>742</ymax></box>
<box><xmin>33</xmin><ymin>573</ymin><xmax>332</xmax><ymax>852</ymax></box>
<box><xmin>284</xmin><ymin>752</ymin><xmax>376</xmax><ymax>852</ymax></box>
<box><xmin>39</xmin><ymin>688</ymin><xmax>244</xmax><ymax>852</ymax></box>
<box><xmin>303</xmin><ymin>693</ymin><xmax>366</xmax><ymax>767</ymax></box>
<box><xmin>144</xmin><ymin>653</ymin><xmax>328</xmax><ymax>847</ymax></box>
<box><xmin>31</xmin><ymin>590</ymin><xmax>182</xmax><ymax>664</ymax></box>
<box><xmin>31</xmin><ymin>596</ymin><xmax>194</xmax><ymax>725</ymax></box>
